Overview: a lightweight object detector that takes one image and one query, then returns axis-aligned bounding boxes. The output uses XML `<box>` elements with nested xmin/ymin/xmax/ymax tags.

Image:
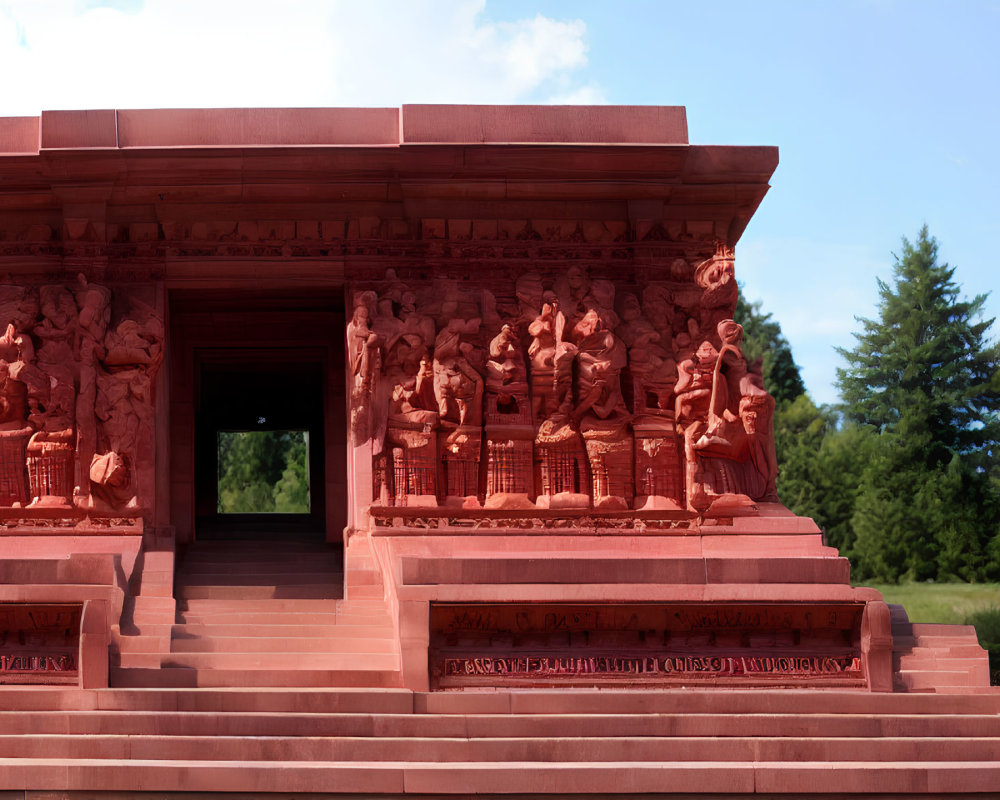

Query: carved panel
<box><xmin>350</xmin><ymin>242</ymin><xmax>777</xmax><ymax>518</ymax></box>
<box><xmin>429</xmin><ymin>602</ymin><xmax>866</xmax><ymax>690</ymax></box>
<box><xmin>0</xmin><ymin>276</ymin><xmax>161</xmax><ymax>521</ymax></box>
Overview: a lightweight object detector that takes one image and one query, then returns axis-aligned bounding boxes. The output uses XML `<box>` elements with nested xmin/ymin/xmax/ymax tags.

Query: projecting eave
<box><xmin>0</xmin><ymin>106</ymin><xmax>777</xmax><ymax>249</ymax></box>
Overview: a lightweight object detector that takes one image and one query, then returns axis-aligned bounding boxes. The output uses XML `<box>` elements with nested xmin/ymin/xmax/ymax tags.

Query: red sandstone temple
<box><xmin>0</xmin><ymin>105</ymin><xmax>995</xmax><ymax>797</ymax></box>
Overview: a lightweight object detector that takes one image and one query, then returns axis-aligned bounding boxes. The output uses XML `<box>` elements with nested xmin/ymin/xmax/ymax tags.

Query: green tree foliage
<box><xmin>771</xmin><ymin>395</ymin><xmax>875</xmax><ymax>557</ymax></box>
<box><xmin>837</xmin><ymin>227</ymin><xmax>1000</xmax><ymax>581</ymax></box>
<box><xmin>217</xmin><ymin>431</ymin><xmax>310</xmax><ymax>514</ymax></box>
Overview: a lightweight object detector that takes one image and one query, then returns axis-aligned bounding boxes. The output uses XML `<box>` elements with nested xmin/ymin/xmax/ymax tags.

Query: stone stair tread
<box><xmin>109</xmin><ymin>668</ymin><xmax>403</xmax><ymax>688</ymax></box>
<box><xmin>119</xmin><ymin>652</ymin><xmax>400</xmax><ymax>670</ymax></box>
<box><xmin>1</xmin><ymin>734</ymin><xmax>1000</xmax><ymax>763</ymax></box>
<box><xmin>0</xmin><ymin>758</ymin><xmax>996</xmax><ymax>795</ymax></box>
<box><xmin>5</xmin><ymin>709</ymin><xmax>1000</xmax><ymax>738</ymax></box>
<box><xmin>171</xmin><ymin>623</ymin><xmax>393</xmax><ymax>637</ymax></box>
<box><xmin>169</xmin><ymin>636</ymin><xmax>396</xmax><ymax>653</ymax></box>
<box><xmin>175</xmin><ymin>613</ymin><xmax>343</xmax><ymax>625</ymax></box>
<box><xmin>177</xmin><ymin>586</ymin><xmax>344</xmax><ymax>600</ymax></box>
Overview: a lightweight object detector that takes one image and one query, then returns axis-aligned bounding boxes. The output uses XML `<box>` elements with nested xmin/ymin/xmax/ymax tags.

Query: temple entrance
<box><xmin>194</xmin><ymin>357</ymin><xmax>326</xmax><ymax>539</ymax></box>
<box><xmin>167</xmin><ymin>290</ymin><xmax>347</xmax><ymax>545</ymax></box>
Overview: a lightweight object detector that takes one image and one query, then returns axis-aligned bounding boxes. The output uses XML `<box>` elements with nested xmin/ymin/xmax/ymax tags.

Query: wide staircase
<box><xmin>0</xmin><ymin>686</ymin><xmax>997</xmax><ymax>794</ymax></box>
<box><xmin>113</xmin><ymin>533</ymin><xmax>400</xmax><ymax>688</ymax></box>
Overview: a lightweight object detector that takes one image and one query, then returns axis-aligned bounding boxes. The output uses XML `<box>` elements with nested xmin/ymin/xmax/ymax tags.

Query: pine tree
<box><xmin>836</xmin><ymin>227</ymin><xmax>1000</xmax><ymax>581</ymax></box>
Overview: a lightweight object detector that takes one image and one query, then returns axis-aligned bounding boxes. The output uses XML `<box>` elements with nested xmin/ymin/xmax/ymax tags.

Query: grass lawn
<box><xmin>862</xmin><ymin>582</ymin><xmax>1000</xmax><ymax>624</ymax></box>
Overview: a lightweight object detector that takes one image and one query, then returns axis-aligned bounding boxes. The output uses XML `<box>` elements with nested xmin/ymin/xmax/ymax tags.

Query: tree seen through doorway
<box><xmin>217</xmin><ymin>430</ymin><xmax>310</xmax><ymax>513</ymax></box>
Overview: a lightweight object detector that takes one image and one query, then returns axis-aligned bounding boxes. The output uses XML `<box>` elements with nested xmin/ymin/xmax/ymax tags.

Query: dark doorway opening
<box><xmin>195</xmin><ymin>356</ymin><xmax>326</xmax><ymax>539</ymax></box>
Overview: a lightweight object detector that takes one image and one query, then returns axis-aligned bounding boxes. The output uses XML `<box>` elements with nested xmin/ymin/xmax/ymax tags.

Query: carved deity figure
<box><xmin>431</xmin><ymin>318</ymin><xmax>484</xmax><ymax>506</ymax></box>
<box><xmin>690</xmin><ymin>320</ymin><xmax>777</xmax><ymax>505</ymax></box>
<box><xmin>571</xmin><ymin>309</ymin><xmax>633</xmax><ymax>509</ymax></box>
<box><xmin>674</xmin><ymin>339</ymin><xmax>720</xmax><ymax>512</ymax></box>
<box><xmin>385</xmin><ymin>355</ymin><xmax>439</xmax><ymax>506</ymax></box>
<box><xmin>484</xmin><ymin>324</ymin><xmax>534</xmax><ymax>508</ymax></box>
<box><xmin>527</xmin><ymin>293</ymin><xmax>575</xmax><ymax>424</ymax></box>
<box><xmin>676</xmin><ymin>320</ymin><xmax>778</xmax><ymax>512</ymax></box>
<box><xmin>555</xmin><ymin>265</ymin><xmax>619</xmax><ymax>334</ymax></box>
<box><xmin>694</xmin><ymin>247</ymin><xmax>738</xmax><ymax>345</ymax></box>
<box><xmin>571</xmin><ymin>310</ymin><xmax>628</xmax><ymax>426</ymax></box>
<box><xmin>432</xmin><ymin>318</ymin><xmax>484</xmax><ymax>428</ymax></box>
<box><xmin>486</xmin><ymin>325</ymin><xmax>528</xmax><ymax>414</ymax></box>
<box><xmin>347</xmin><ymin>291</ymin><xmax>380</xmax><ymax>444</ymax></box>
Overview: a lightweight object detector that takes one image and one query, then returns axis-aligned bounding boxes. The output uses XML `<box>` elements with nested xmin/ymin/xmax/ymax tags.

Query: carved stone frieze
<box><xmin>0</xmin><ymin>276</ymin><xmax>161</xmax><ymax>518</ymax></box>
<box><xmin>351</xmin><ymin>246</ymin><xmax>777</xmax><ymax>517</ymax></box>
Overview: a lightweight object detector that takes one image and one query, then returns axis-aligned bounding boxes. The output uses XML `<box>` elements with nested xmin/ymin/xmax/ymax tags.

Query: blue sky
<box><xmin>1</xmin><ymin>0</ymin><xmax>997</xmax><ymax>404</ymax></box>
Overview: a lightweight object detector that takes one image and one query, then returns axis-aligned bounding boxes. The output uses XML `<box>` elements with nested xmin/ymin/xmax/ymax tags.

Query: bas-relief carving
<box><xmin>0</xmin><ymin>276</ymin><xmax>161</xmax><ymax>516</ymax></box>
<box><xmin>353</xmin><ymin>248</ymin><xmax>776</xmax><ymax>515</ymax></box>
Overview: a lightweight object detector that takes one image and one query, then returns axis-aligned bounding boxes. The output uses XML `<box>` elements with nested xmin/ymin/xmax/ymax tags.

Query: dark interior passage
<box><xmin>195</xmin><ymin>358</ymin><xmax>326</xmax><ymax>539</ymax></box>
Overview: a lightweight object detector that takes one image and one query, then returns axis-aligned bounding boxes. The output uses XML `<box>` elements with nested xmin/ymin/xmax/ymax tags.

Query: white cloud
<box><xmin>0</xmin><ymin>0</ymin><xmax>598</xmax><ymax>114</ymax></box>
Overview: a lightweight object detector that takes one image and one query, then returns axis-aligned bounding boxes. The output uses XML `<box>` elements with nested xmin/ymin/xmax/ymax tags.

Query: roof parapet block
<box><xmin>401</xmin><ymin>104</ymin><xmax>688</xmax><ymax>144</ymax></box>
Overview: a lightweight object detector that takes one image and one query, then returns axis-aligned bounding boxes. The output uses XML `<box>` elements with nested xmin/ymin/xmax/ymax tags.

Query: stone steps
<box><xmin>0</xmin><ymin>688</ymin><xmax>998</xmax><ymax>794</ymax></box>
<box><xmin>111</xmin><ymin>535</ymin><xmax>401</xmax><ymax>688</ymax></box>
<box><xmin>890</xmin><ymin>613</ymin><xmax>989</xmax><ymax>693</ymax></box>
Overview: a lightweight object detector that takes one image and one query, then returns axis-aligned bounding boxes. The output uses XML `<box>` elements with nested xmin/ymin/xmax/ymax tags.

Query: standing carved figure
<box><xmin>347</xmin><ymin>291</ymin><xmax>380</xmax><ymax>444</ymax></box>
<box><xmin>571</xmin><ymin>309</ymin><xmax>633</xmax><ymax>510</ymax></box>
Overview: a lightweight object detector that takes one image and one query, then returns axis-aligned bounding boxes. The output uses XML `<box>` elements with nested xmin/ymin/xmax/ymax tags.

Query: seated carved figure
<box><xmin>571</xmin><ymin>309</ymin><xmax>628</xmax><ymax>425</ymax></box>
<box><xmin>386</xmin><ymin>356</ymin><xmax>439</xmax><ymax>506</ymax></box>
<box><xmin>680</xmin><ymin>321</ymin><xmax>778</xmax><ymax>512</ymax></box>
<box><xmin>486</xmin><ymin>324</ymin><xmax>529</xmax><ymax>416</ymax></box>
<box><xmin>693</xmin><ymin>393</ymin><xmax>776</xmax><ymax>504</ymax></box>
<box><xmin>484</xmin><ymin>324</ymin><xmax>534</xmax><ymax>509</ymax></box>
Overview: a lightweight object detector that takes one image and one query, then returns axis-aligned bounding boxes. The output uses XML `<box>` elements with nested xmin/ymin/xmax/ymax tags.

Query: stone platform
<box><xmin>0</xmin><ymin>503</ymin><xmax>995</xmax><ymax>796</ymax></box>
